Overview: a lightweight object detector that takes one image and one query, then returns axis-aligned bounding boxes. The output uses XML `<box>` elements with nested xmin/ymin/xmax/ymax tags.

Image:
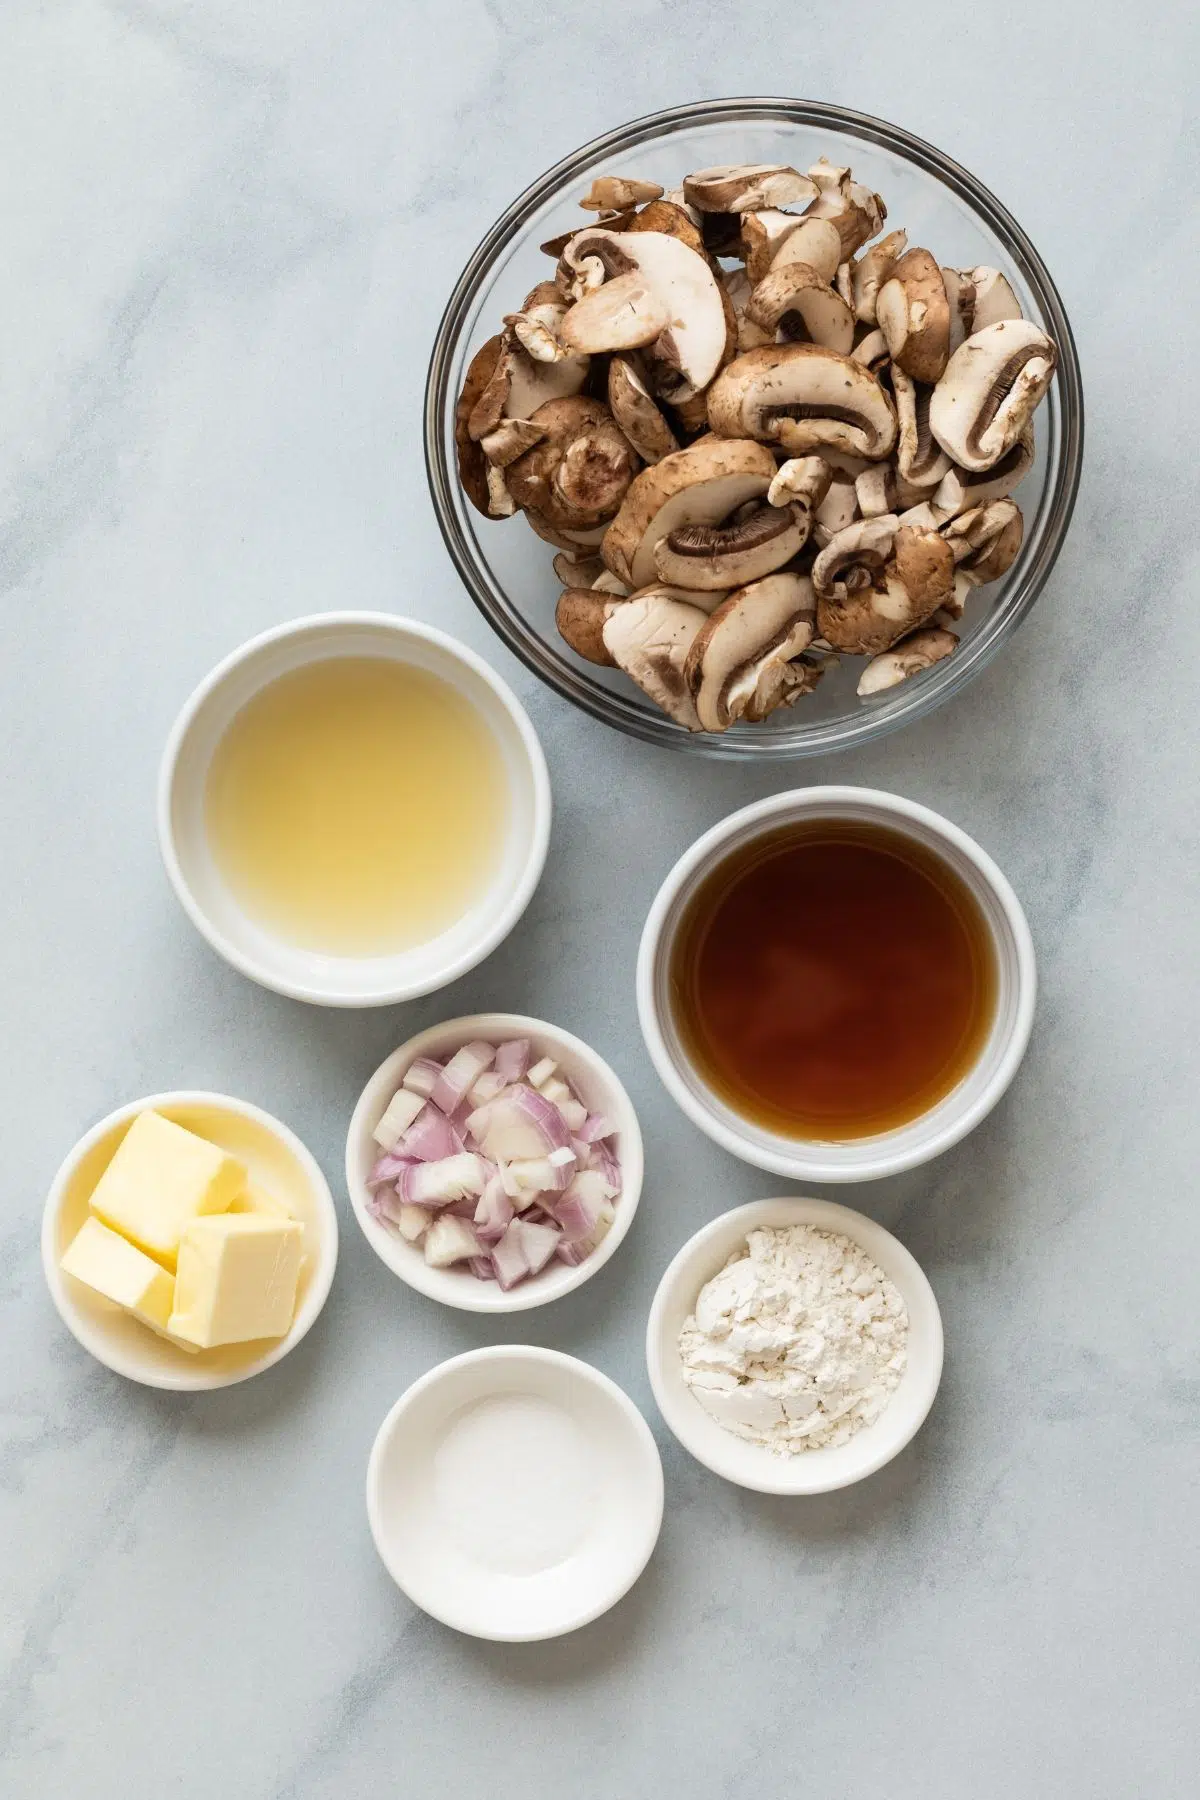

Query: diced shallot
<box><xmin>372</xmin><ymin>1088</ymin><xmax>426</xmax><ymax>1151</ymax></box>
<box><xmin>424</xmin><ymin>1214</ymin><xmax>482</xmax><ymax>1268</ymax></box>
<box><xmin>402</xmin><ymin>1057</ymin><xmax>441</xmax><ymax>1099</ymax></box>
<box><xmin>527</xmin><ymin>1056</ymin><xmax>557</xmax><ymax>1089</ymax></box>
<box><xmin>468</xmin><ymin>1256</ymin><xmax>497</xmax><ymax>1281</ymax></box>
<box><xmin>468</xmin><ymin>1070</ymin><xmax>508</xmax><ymax>1108</ymax></box>
<box><xmin>515</xmin><ymin>1217</ymin><xmax>560</xmax><ymax>1275</ymax></box>
<box><xmin>398</xmin><ymin>1152</ymin><xmax>490</xmax><ymax>1207</ymax></box>
<box><xmin>401</xmin><ymin>1107</ymin><xmax>462</xmax><ymax>1163</ymax></box>
<box><xmin>553</xmin><ymin>1181</ymin><xmax>606</xmax><ymax>1243</ymax></box>
<box><xmin>559</xmin><ymin>1098</ymin><xmax>587</xmax><ymax>1133</ymax></box>
<box><xmin>539</xmin><ymin>1076</ymin><xmax>573</xmax><ymax>1111</ymax></box>
<box><xmin>396</xmin><ymin>1203</ymin><xmax>432</xmax><ymax>1242</ymax></box>
<box><xmin>480</xmin><ymin>1084</ymin><xmax>572</xmax><ymax>1163</ymax></box>
<box><xmin>431</xmin><ymin>1041</ymin><xmax>495</xmax><ymax>1114</ymax></box>
<box><xmin>555</xmin><ymin>1240</ymin><xmax>588</xmax><ymax>1267</ymax></box>
<box><xmin>474</xmin><ymin>1176</ymin><xmax>514</xmax><ymax>1243</ymax></box>
<box><xmin>367</xmin><ymin>1150</ymin><xmax>417</xmax><ymax>1188</ymax></box>
<box><xmin>577</xmin><ymin>1113</ymin><xmax>615</xmax><ymax>1144</ymax></box>
<box><xmin>596</xmin><ymin>1138</ymin><xmax>621</xmax><ymax>1196</ymax></box>
<box><xmin>491</xmin><ymin>1221</ymin><xmax>530</xmax><ymax>1290</ymax></box>
<box><xmin>493</xmin><ymin>1038</ymin><xmax>532</xmax><ymax>1084</ymax></box>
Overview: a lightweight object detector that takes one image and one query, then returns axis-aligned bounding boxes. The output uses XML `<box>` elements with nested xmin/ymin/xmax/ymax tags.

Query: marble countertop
<box><xmin>3</xmin><ymin>3</ymin><xmax>1197</xmax><ymax>1795</ymax></box>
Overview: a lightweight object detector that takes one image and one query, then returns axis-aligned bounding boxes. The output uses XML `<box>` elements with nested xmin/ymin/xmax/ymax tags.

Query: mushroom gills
<box><xmin>684</xmin><ymin>571</ymin><xmax>817</xmax><ymax>731</ymax></box>
<box><xmin>929</xmin><ymin>320</ymin><xmax>1057</xmax><ymax>472</ymax></box>
<box><xmin>653</xmin><ymin>502</ymin><xmax>806</xmax><ymax>590</ymax></box>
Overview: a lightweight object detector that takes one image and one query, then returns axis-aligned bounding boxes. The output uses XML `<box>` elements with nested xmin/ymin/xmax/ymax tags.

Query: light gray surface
<box><xmin>2</xmin><ymin>2</ymin><xmax>1196</xmax><ymax>1794</ymax></box>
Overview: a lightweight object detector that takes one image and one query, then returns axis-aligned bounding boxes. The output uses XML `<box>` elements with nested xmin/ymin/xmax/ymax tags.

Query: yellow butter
<box><xmin>168</xmin><ymin>1214</ymin><xmax>303</xmax><ymax>1348</ymax></box>
<box><xmin>228</xmin><ymin>1181</ymin><xmax>294</xmax><ymax>1221</ymax></box>
<box><xmin>88</xmin><ymin>1110</ymin><xmax>245</xmax><ymax>1270</ymax></box>
<box><xmin>61</xmin><ymin>1217</ymin><xmax>177</xmax><ymax>1334</ymax></box>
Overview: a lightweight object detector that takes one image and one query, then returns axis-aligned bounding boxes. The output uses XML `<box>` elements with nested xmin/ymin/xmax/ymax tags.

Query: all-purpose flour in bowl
<box><xmin>678</xmin><ymin>1224</ymin><xmax>908</xmax><ymax>1453</ymax></box>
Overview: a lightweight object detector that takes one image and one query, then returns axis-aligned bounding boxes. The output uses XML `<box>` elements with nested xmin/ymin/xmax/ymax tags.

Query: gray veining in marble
<box><xmin>2</xmin><ymin>2</ymin><xmax>1198</xmax><ymax>1795</ymax></box>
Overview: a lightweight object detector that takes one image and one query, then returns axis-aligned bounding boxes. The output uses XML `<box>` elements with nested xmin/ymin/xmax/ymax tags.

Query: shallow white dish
<box><xmin>346</xmin><ymin>1013</ymin><xmax>644</xmax><ymax>1313</ymax></box>
<box><xmin>637</xmin><ymin>785</ymin><xmax>1036</xmax><ymax>1183</ymax></box>
<box><xmin>158</xmin><ymin>612</ymin><xmax>551</xmax><ymax>1007</ymax></box>
<box><xmin>646</xmin><ymin>1197</ymin><xmax>943</xmax><ymax>1494</ymax></box>
<box><xmin>42</xmin><ymin>1091</ymin><xmax>338</xmax><ymax>1391</ymax></box>
<box><xmin>366</xmin><ymin>1346</ymin><xmax>664</xmax><ymax>1640</ymax></box>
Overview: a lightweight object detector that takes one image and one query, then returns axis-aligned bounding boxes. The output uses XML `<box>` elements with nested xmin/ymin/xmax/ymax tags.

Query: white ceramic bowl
<box><xmin>647</xmin><ymin>1197</ymin><xmax>943</xmax><ymax>1494</ymax></box>
<box><xmin>366</xmin><ymin>1346</ymin><xmax>664</xmax><ymax>1639</ymax></box>
<box><xmin>158</xmin><ymin>613</ymin><xmax>551</xmax><ymax>1007</ymax></box>
<box><xmin>42</xmin><ymin>1091</ymin><xmax>338</xmax><ymax>1391</ymax></box>
<box><xmin>346</xmin><ymin>1013</ymin><xmax>643</xmax><ymax>1313</ymax></box>
<box><xmin>637</xmin><ymin>786</ymin><xmax>1036</xmax><ymax>1183</ymax></box>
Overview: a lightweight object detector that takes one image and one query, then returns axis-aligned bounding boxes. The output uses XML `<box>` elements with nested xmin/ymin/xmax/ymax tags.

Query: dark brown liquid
<box><xmin>670</xmin><ymin>820</ymin><xmax>997</xmax><ymax>1140</ymax></box>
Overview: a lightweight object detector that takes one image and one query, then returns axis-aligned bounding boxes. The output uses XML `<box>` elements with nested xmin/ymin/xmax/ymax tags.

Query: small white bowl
<box><xmin>366</xmin><ymin>1346</ymin><xmax>664</xmax><ymax>1640</ymax></box>
<box><xmin>647</xmin><ymin>1197</ymin><xmax>943</xmax><ymax>1494</ymax></box>
<box><xmin>637</xmin><ymin>785</ymin><xmax>1036</xmax><ymax>1183</ymax></box>
<box><xmin>346</xmin><ymin>1013</ymin><xmax>643</xmax><ymax>1313</ymax></box>
<box><xmin>158</xmin><ymin>612</ymin><xmax>551</xmax><ymax>1007</ymax></box>
<box><xmin>42</xmin><ymin>1092</ymin><xmax>338</xmax><ymax>1391</ymax></box>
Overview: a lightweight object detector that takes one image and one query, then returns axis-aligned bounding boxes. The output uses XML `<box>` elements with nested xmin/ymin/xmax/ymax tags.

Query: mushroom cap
<box><xmin>747</xmin><ymin>263</ymin><xmax>855</xmax><ymax>354</ymax></box>
<box><xmin>891</xmin><ymin>366</ymin><xmax>953</xmax><ymax>490</ymax></box>
<box><xmin>607</xmin><ymin>355</ymin><xmax>679</xmax><ymax>464</ymax></box>
<box><xmin>506</xmin><ymin>396</ymin><xmax>639</xmax><ymax>529</ymax></box>
<box><xmin>601</xmin><ymin>590</ymin><xmax>709</xmax><ymax>728</ymax></box>
<box><xmin>929</xmin><ymin>319</ymin><xmax>1058</xmax><ymax>472</ymax></box>
<box><xmin>684</xmin><ymin>571</ymin><xmax>817</xmax><ymax>731</ymax></box>
<box><xmin>814</xmin><ymin>519</ymin><xmax>954</xmax><ymax>655</ymax></box>
<box><xmin>627</xmin><ymin>199</ymin><xmax>708</xmax><ymax>257</ymax></box>
<box><xmin>557</xmin><ymin>228</ymin><xmax>728</xmax><ymax>402</ymax></box>
<box><xmin>556</xmin><ymin>588</ymin><xmax>618</xmax><ymax>665</ymax></box>
<box><xmin>857</xmin><ymin>627</ymin><xmax>957</xmax><ymax>696</ymax></box>
<box><xmin>601</xmin><ymin>437</ymin><xmax>779</xmax><ymax>588</ymax></box>
<box><xmin>580</xmin><ymin>176</ymin><xmax>664</xmax><ymax>212</ymax></box>
<box><xmin>852</xmin><ymin>229</ymin><xmax>908</xmax><ymax>324</ymax></box>
<box><xmin>931</xmin><ymin>425</ymin><xmax>1035</xmax><ymax>517</ymax></box>
<box><xmin>707</xmin><ymin>344</ymin><xmax>898</xmax><ymax>462</ymax></box>
<box><xmin>652</xmin><ymin>500</ymin><xmax>807</xmax><ymax>591</ymax></box>
<box><xmin>876</xmin><ymin>248</ymin><xmax>951</xmax><ymax>384</ymax></box>
<box><xmin>455</xmin><ymin>336</ymin><xmax>504</xmax><ymax>517</ymax></box>
<box><xmin>683</xmin><ymin>164</ymin><xmax>819</xmax><ymax>214</ymax></box>
<box><xmin>467</xmin><ymin>327</ymin><xmax>590</xmax><ymax>443</ymax></box>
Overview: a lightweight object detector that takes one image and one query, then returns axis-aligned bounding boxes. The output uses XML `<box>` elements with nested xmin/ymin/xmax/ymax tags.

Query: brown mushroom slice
<box><xmin>684</xmin><ymin>571</ymin><xmax>817</xmax><ymax>731</ymax></box>
<box><xmin>814</xmin><ymin>518</ymin><xmax>955</xmax><ymax>655</ymax></box>
<box><xmin>851</xmin><ymin>327</ymin><xmax>890</xmax><ymax>374</ymax></box>
<box><xmin>601</xmin><ymin>438</ymin><xmax>779</xmax><ymax>587</ymax></box>
<box><xmin>580</xmin><ymin>176</ymin><xmax>664</xmax><ymax>212</ymax></box>
<box><xmin>556</xmin><ymin>588</ymin><xmax>619</xmax><ymax>665</ymax></box>
<box><xmin>591</xmin><ymin>570</ymin><xmax>632</xmax><ymax>596</ymax></box>
<box><xmin>741</xmin><ymin>210</ymin><xmax>804</xmax><ymax>283</ymax></box>
<box><xmin>468</xmin><ymin>329</ymin><xmax>590</xmax><ymax>443</ymax></box>
<box><xmin>766</xmin><ymin>454</ymin><xmax>832</xmax><ymax>521</ymax></box>
<box><xmin>724</xmin><ymin>268</ymin><xmax>773</xmax><ymax>352</ymax></box>
<box><xmin>896</xmin><ymin>500</ymin><xmax>941</xmax><ymax>533</ymax></box>
<box><xmin>768</xmin><ymin>217</ymin><xmax>842</xmax><ymax>284</ymax></box>
<box><xmin>857</xmin><ymin>627</ymin><xmax>958</xmax><ymax>696</ymax></box>
<box><xmin>741</xmin><ymin>654</ymin><xmax>826</xmax><ymax>721</ymax></box>
<box><xmin>802</xmin><ymin>160</ymin><xmax>887</xmax><ymax>257</ymax></box>
<box><xmin>456</xmin><ymin>336</ymin><xmax>504</xmax><ymax>517</ymax></box>
<box><xmin>891</xmin><ymin>366</ymin><xmax>953</xmax><ymax>490</ymax></box>
<box><xmin>854</xmin><ymin>463</ymin><xmax>897</xmax><ymax>519</ymax></box>
<box><xmin>524</xmin><ymin>510</ymin><xmax>610</xmax><ymax>554</ymax></box>
<box><xmin>652</xmin><ymin>500</ymin><xmax>806</xmax><ymax>591</ymax></box>
<box><xmin>552</xmin><ymin>550</ymin><xmax>605</xmax><ymax>587</ymax></box>
<box><xmin>540</xmin><ymin>213</ymin><xmax>635</xmax><ymax>258</ymax></box>
<box><xmin>941</xmin><ymin>267</ymin><xmax>975</xmax><ymax>357</ymax></box>
<box><xmin>607</xmin><ymin>356</ymin><xmax>679</xmax><ymax>464</ymax></box>
<box><xmin>876</xmin><ymin>248</ymin><xmax>951</xmax><ymax>384</ymax></box>
<box><xmin>628</xmin><ymin>200</ymin><xmax>709</xmax><ymax>256</ymax></box>
<box><xmin>707</xmin><ymin>344</ymin><xmax>898</xmax><ymax>461</ymax></box>
<box><xmin>812</xmin><ymin>473</ymin><xmax>860</xmax><ymax>546</ymax></box>
<box><xmin>479</xmin><ymin>418</ymin><xmax>545</xmax><ymax>467</ymax></box>
<box><xmin>931</xmin><ymin>426</ymin><xmax>1034</xmax><ymax>517</ymax></box>
<box><xmin>852</xmin><ymin>229</ymin><xmax>908</xmax><ymax>323</ymax></box>
<box><xmin>746</xmin><ymin>263</ymin><xmax>855</xmax><ymax>354</ymax></box>
<box><xmin>929</xmin><ymin>319</ymin><xmax>1058</xmax><ymax>472</ymax></box>
<box><xmin>668</xmin><ymin>390</ymin><xmax>714</xmax><ymax>439</ymax></box>
<box><xmin>683</xmin><ymin>164</ymin><xmax>818</xmax><ymax>214</ymax></box>
<box><xmin>942</xmin><ymin>498</ymin><xmax>1024</xmax><ymax>584</ymax></box>
<box><xmin>506</xmin><ymin>396</ymin><xmax>639</xmax><ymax>530</ymax></box>
<box><xmin>601</xmin><ymin>591</ymin><xmax>709</xmax><ymax>728</ymax></box>
<box><xmin>965</xmin><ymin>267</ymin><xmax>1022</xmax><ymax>334</ymax></box>
<box><xmin>485</xmin><ymin>464</ymin><xmax>516</xmax><ymax>518</ymax></box>
<box><xmin>557</xmin><ymin>229</ymin><xmax>728</xmax><ymax>401</ymax></box>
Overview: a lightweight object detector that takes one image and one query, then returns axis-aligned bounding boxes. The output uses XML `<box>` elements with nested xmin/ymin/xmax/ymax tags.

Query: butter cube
<box><xmin>228</xmin><ymin>1182</ymin><xmax>294</xmax><ymax>1221</ymax></box>
<box><xmin>61</xmin><ymin>1217</ymin><xmax>178</xmax><ymax>1335</ymax></box>
<box><xmin>89</xmin><ymin>1111</ymin><xmax>245</xmax><ymax>1270</ymax></box>
<box><xmin>168</xmin><ymin>1214</ymin><xmax>303</xmax><ymax>1348</ymax></box>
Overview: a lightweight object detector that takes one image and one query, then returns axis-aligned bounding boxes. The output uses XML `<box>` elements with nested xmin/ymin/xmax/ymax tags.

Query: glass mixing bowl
<box><xmin>425</xmin><ymin>98</ymin><xmax>1083</xmax><ymax>759</ymax></box>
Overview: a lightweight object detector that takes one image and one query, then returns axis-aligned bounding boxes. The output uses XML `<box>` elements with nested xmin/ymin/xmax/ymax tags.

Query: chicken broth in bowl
<box><xmin>668</xmin><ymin>819</ymin><xmax>997</xmax><ymax>1141</ymax></box>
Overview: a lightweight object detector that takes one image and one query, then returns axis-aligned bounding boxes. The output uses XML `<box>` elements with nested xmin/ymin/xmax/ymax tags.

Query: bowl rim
<box><xmin>157</xmin><ymin>610</ymin><xmax>552</xmax><ymax>1007</ymax></box>
<box><xmin>425</xmin><ymin>94</ymin><xmax>1084</xmax><ymax>758</ymax></box>
<box><xmin>646</xmin><ymin>1196</ymin><xmax>944</xmax><ymax>1493</ymax></box>
<box><xmin>41</xmin><ymin>1089</ymin><xmax>339</xmax><ymax>1391</ymax></box>
<box><xmin>345</xmin><ymin>1012</ymin><xmax>645</xmax><ymax>1313</ymax></box>
<box><xmin>365</xmin><ymin>1344</ymin><xmax>665</xmax><ymax>1639</ymax></box>
<box><xmin>636</xmin><ymin>785</ymin><xmax>1037</xmax><ymax>1180</ymax></box>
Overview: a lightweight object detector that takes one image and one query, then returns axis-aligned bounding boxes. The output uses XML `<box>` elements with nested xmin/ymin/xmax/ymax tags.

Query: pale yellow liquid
<box><xmin>205</xmin><ymin>658</ymin><xmax>509</xmax><ymax>956</ymax></box>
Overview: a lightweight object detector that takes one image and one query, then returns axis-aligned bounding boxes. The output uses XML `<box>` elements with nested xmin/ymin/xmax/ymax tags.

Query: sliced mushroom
<box><xmin>668</xmin><ymin>390</ymin><xmax>715</xmax><ymax>438</ymax></box>
<box><xmin>802</xmin><ymin>159</ymin><xmax>887</xmax><ymax>257</ymax></box>
<box><xmin>467</xmin><ymin>327</ymin><xmax>589</xmax><ymax>443</ymax></box>
<box><xmin>854</xmin><ymin>464</ymin><xmax>895</xmax><ymax>519</ymax></box>
<box><xmin>478</xmin><ymin>417</ymin><xmax>545</xmax><ymax>467</ymax></box>
<box><xmin>929</xmin><ymin>319</ymin><xmax>1058</xmax><ymax>472</ymax></box>
<box><xmin>740</xmin><ymin>210</ymin><xmax>804</xmax><ymax>284</ymax></box>
<box><xmin>601</xmin><ymin>438</ymin><xmax>779</xmax><ymax>587</ymax></box>
<box><xmin>524</xmin><ymin>511</ymin><xmax>610</xmax><ymax>554</ymax></box>
<box><xmin>896</xmin><ymin>500</ymin><xmax>941</xmax><ymax>532</ymax></box>
<box><xmin>724</xmin><ymin>267</ymin><xmax>774</xmax><ymax>352</ymax></box>
<box><xmin>557</xmin><ymin>228</ymin><xmax>728</xmax><ymax>401</ymax></box>
<box><xmin>963</xmin><ymin>266</ymin><xmax>1022</xmax><ymax>334</ymax></box>
<box><xmin>852</xmin><ymin>229</ymin><xmax>908</xmax><ymax>323</ymax></box>
<box><xmin>540</xmin><ymin>213</ymin><xmax>635</xmax><ymax>258</ymax></box>
<box><xmin>851</xmin><ymin>327</ymin><xmax>890</xmax><ymax>373</ymax></box>
<box><xmin>813</xmin><ymin>517</ymin><xmax>955</xmax><ymax>655</ymax></box>
<box><xmin>891</xmin><ymin>366</ymin><xmax>953</xmax><ymax>490</ymax></box>
<box><xmin>941</xmin><ymin>266</ymin><xmax>975</xmax><ymax>357</ymax></box>
<box><xmin>683</xmin><ymin>164</ymin><xmax>818</xmax><ymax>214</ymax></box>
<box><xmin>931</xmin><ymin>425</ymin><xmax>1034</xmax><ymax>516</ymax></box>
<box><xmin>652</xmin><ymin>499</ymin><xmax>807</xmax><ymax>590</ymax></box>
<box><xmin>768</xmin><ymin>216</ymin><xmax>842</xmax><ymax>283</ymax></box>
<box><xmin>607</xmin><ymin>356</ymin><xmax>679</xmax><ymax>463</ymax></box>
<box><xmin>580</xmin><ymin>176</ymin><xmax>664</xmax><ymax>212</ymax></box>
<box><xmin>601</xmin><ymin>590</ymin><xmax>709</xmax><ymax>728</ymax></box>
<box><xmin>506</xmin><ymin>396</ymin><xmax>639</xmax><ymax>529</ymax></box>
<box><xmin>660</xmin><ymin>186</ymin><xmax>703</xmax><ymax>226</ymax></box>
<box><xmin>707</xmin><ymin>344</ymin><xmax>898</xmax><ymax>461</ymax></box>
<box><xmin>857</xmin><ymin>627</ymin><xmax>957</xmax><ymax>695</ymax></box>
<box><xmin>813</xmin><ymin>473</ymin><xmax>860</xmax><ymax>546</ymax></box>
<box><xmin>876</xmin><ymin>248</ymin><xmax>951</xmax><ymax>384</ymax></box>
<box><xmin>767</xmin><ymin>455</ymin><xmax>832</xmax><ymax>519</ymax></box>
<box><xmin>592</xmin><ymin>569</ymin><xmax>631</xmax><ymax>596</ymax></box>
<box><xmin>742</xmin><ymin>654</ymin><xmax>827</xmax><ymax>720</ymax></box>
<box><xmin>485</xmin><ymin>463</ymin><xmax>516</xmax><ymax>518</ymax></box>
<box><xmin>942</xmin><ymin>498</ymin><xmax>1024</xmax><ymax>584</ymax></box>
<box><xmin>628</xmin><ymin>199</ymin><xmax>708</xmax><ymax>256</ymax></box>
<box><xmin>552</xmin><ymin>550</ymin><xmax>604</xmax><ymax>587</ymax></box>
<box><xmin>684</xmin><ymin>571</ymin><xmax>817</xmax><ymax>730</ymax></box>
<box><xmin>556</xmin><ymin>588</ymin><xmax>619</xmax><ymax>665</ymax></box>
<box><xmin>746</xmin><ymin>263</ymin><xmax>855</xmax><ymax>354</ymax></box>
<box><xmin>455</xmin><ymin>336</ymin><xmax>503</xmax><ymax>517</ymax></box>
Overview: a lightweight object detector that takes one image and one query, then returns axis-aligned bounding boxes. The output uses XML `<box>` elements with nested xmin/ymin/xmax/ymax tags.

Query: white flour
<box><xmin>678</xmin><ymin>1224</ymin><xmax>908</xmax><ymax>1453</ymax></box>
